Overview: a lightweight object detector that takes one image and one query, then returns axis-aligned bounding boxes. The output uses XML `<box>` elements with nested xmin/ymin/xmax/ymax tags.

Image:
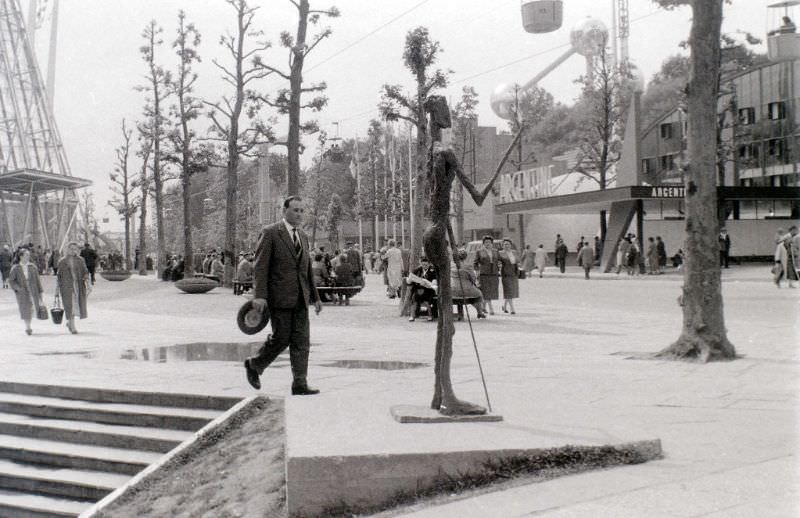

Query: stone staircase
<box><xmin>0</xmin><ymin>382</ymin><xmax>240</xmax><ymax>518</ymax></box>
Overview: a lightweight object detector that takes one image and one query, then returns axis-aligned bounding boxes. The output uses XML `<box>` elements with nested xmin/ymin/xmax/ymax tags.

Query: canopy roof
<box><xmin>0</xmin><ymin>169</ymin><xmax>92</xmax><ymax>194</ymax></box>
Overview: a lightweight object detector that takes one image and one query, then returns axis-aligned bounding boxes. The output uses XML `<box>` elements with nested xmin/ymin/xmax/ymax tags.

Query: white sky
<box><xmin>25</xmin><ymin>0</ymin><xmax>770</xmax><ymax>229</ymax></box>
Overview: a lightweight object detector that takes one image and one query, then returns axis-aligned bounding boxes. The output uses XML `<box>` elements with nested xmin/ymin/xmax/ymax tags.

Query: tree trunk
<box><xmin>658</xmin><ymin>0</ymin><xmax>734</xmax><ymax>362</ymax></box>
<box><xmin>286</xmin><ymin>0</ymin><xmax>309</xmax><ymax>196</ymax></box>
<box><xmin>400</xmin><ymin>116</ymin><xmax>428</xmax><ymax>316</ymax></box>
<box><xmin>124</xmin><ymin>212</ymin><xmax>131</xmax><ymax>270</ymax></box>
<box><xmin>137</xmin><ymin>185</ymin><xmax>148</xmax><ymax>276</ymax></box>
<box><xmin>182</xmin><ymin>173</ymin><xmax>193</xmax><ymax>276</ymax></box>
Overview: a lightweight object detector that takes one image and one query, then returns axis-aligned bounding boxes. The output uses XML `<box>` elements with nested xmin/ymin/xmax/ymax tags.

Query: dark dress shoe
<box><xmin>291</xmin><ymin>385</ymin><xmax>320</xmax><ymax>396</ymax></box>
<box><xmin>244</xmin><ymin>359</ymin><xmax>261</xmax><ymax>390</ymax></box>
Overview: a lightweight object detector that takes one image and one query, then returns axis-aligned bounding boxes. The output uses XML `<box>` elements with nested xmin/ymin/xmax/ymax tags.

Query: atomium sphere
<box><xmin>570</xmin><ymin>17</ymin><xmax>608</xmax><ymax>57</ymax></box>
<box><xmin>490</xmin><ymin>82</ymin><xmax>519</xmax><ymax>121</ymax></box>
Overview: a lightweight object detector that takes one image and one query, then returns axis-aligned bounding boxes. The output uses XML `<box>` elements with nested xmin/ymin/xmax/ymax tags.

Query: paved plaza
<box><xmin>0</xmin><ymin>265</ymin><xmax>798</xmax><ymax>517</ymax></box>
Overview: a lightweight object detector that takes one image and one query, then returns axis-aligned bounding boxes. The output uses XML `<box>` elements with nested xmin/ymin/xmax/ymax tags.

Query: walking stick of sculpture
<box><xmin>422</xmin><ymin>95</ymin><xmax>523</xmax><ymax>415</ymax></box>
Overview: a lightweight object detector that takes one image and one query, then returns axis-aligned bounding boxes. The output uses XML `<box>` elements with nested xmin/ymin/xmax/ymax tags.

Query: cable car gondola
<box><xmin>521</xmin><ymin>0</ymin><xmax>563</xmax><ymax>34</ymax></box>
<box><xmin>322</xmin><ymin>122</ymin><xmax>346</xmax><ymax>163</ymax></box>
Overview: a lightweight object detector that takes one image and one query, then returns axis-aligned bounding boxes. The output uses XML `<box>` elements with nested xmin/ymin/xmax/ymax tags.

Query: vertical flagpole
<box><xmin>390</xmin><ymin>124</ymin><xmax>397</xmax><ymax>242</ymax></box>
<box><xmin>355</xmin><ymin>136</ymin><xmax>363</xmax><ymax>253</ymax></box>
<box><xmin>407</xmin><ymin>121</ymin><xmax>414</xmax><ymax>250</ymax></box>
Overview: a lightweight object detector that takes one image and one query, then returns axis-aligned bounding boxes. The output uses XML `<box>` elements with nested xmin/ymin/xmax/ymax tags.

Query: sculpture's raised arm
<box><xmin>454</xmin><ymin>129</ymin><xmax>523</xmax><ymax>207</ymax></box>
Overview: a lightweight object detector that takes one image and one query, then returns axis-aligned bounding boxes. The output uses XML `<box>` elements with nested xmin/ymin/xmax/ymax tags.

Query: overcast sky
<box><xmin>26</xmin><ymin>0</ymin><xmax>768</xmax><ymax>228</ymax></box>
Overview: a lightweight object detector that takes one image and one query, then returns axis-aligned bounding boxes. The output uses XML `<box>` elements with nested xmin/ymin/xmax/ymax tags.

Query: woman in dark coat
<box><xmin>0</xmin><ymin>244</ymin><xmax>12</xmax><ymax>288</ymax></box>
<box><xmin>57</xmin><ymin>242</ymin><xmax>90</xmax><ymax>334</ymax></box>
<box><xmin>473</xmin><ymin>235</ymin><xmax>499</xmax><ymax>315</ymax></box>
<box><xmin>498</xmin><ymin>238</ymin><xmax>519</xmax><ymax>314</ymax></box>
<box><xmin>8</xmin><ymin>248</ymin><xmax>44</xmax><ymax>335</ymax></box>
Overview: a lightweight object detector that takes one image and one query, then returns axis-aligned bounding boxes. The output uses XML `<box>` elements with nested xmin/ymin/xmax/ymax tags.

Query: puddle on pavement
<box><xmin>31</xmin><ymin>350</ymin><xmax>96</xmax><ymax>358</ymax></box>
<box><xmin>320</xmin><ymin>360</ymin><xmax>428</xmax><ymax>370</ymax></box>
<box><xmin>120</xmin><ymin>341</ymin><xmax>319</xmax><ymax>363</ymax></box>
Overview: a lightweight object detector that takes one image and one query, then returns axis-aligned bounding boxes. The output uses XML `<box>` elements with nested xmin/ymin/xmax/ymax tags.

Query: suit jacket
<box><xmin>254</xmin><ymin>222</ymin><xmax>319</xmax><ymax>309</ymax></box>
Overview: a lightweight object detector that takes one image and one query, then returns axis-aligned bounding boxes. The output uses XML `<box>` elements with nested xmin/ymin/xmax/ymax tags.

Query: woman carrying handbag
<box><xmin>8</xmin><ymin>248</ymin><xmax>45</xmax><ymax>336</ymax></box>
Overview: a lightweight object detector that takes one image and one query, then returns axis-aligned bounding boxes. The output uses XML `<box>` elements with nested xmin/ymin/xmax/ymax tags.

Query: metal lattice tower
<box><xmin>0</xmin><ymin>0</ymin><xmax>90</xmax><ymax>250</ymax></box>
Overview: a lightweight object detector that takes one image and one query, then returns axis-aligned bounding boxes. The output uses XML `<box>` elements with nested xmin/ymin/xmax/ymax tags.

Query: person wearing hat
<box><xmin>57</xmin><ymin>241</ymin><xmax>91</xmax><ymax>334</ymax></box>
<box><xmin>244</xmin><ymin>196</ymin><xmax>322</xmax><ymax>395</ymax></box>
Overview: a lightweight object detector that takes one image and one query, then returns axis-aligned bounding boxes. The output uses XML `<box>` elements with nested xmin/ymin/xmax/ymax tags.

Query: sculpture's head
<box><xmin>424</xmin><ymin>95</ymin><xmax>451</xmax><ymax>129</ymax></box>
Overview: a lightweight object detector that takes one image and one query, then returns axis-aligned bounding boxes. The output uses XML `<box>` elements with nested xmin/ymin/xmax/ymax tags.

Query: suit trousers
<box><xmin>250</xmin><ymin>303</ymin><xmax>310</xmax><ymax>387</ymax></box>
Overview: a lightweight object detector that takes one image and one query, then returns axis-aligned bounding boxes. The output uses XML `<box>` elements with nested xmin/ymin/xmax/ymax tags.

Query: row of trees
<box><xmin>108</xmin><ymin>0</ymin><xmax>338</xmax><ymax>282</ymax></box>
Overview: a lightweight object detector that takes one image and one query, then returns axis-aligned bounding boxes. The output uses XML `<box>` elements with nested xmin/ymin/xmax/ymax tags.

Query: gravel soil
<box><xmin>97</xmin><ymin>397</ymin><xmax>286</xmax><ymax>518</ymax></box>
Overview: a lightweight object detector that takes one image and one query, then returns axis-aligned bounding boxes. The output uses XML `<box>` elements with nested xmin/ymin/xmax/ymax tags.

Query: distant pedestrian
<box><xmin>498</xmin><ymin>239</ymin><xmax>519</xmax><ymax>314</ymax></box>
<box><xmin>8</xmin><ymin>248</ymin><xmax>44</xmax><ymax>335</ymax></box>
<box><xmin>555</xmin><ymin>241</ymin><xmax>568</xmax><ymax>274</ymax></box>
<box><xmin>383</xmin><ymin>240</ymin><xmax>403</xmax><ymax>299</ymax></box>
<box><xmin>333</xmin><ymin>253</ymin><xmax>355</xmax><ymax>305</ymax></box>
<box><xmin>474</xmin><ymin>235</ymin><xmax>500</xmax><ymax>315</ymax></box>
<box><xmin>774</xmin><ymin>231</ymin><xmax>797</xmax><ymax>288</ymax></box>
<box><xmin>80</xmin><ymin>243</ymin><xmax>98</xmax><ymax>284</ymax></box>
<box><xmin>520</xmin><ymin>245</ymin><xmax>535</xmax><ymax>277</ymax></box>
<box><xmin>719</xmin><ymin>228</ymin><xmax>731</xmax><ymax>268</ymax></box>
<box><xmin>578</xmin><ymin>242</ymin><xmax>594</xmax><ymax>279</ymax></box>
<box><xmin>57</xmin><ymin>241</ymin><xmax>91</xmax><ymax>334</ymax></box>
<box><xmin>576</xmin><ymin>237</ymin><xmax>585</xmax><ymax>266</ymax></box>
<box><xmin>616</xmin><ymin>238</ymin><xmax>630</xmax><ymax>274</ymax></box>
<box><xmin>626</xmin><ymin>240</ymin><xmax>640</xmax><ymax>276</ymax></box>
<box><xmin>0</xmin><ymin>244</ymin><xmax>11</xmax><ymax>288</ymax></box>
<box><xmin>534</xmin><ymin>244</ymin><xmax>548</xmax><ymax>278</ymax></box>
<box><xmin>647</xmin><ymin>237</ymin><xmax>659</xmax><ymax>275</ymax></box>
<box><xmin>656</xmin><ymin>236</ymin><xmax>667</xmax><ymax>273</ymax></box>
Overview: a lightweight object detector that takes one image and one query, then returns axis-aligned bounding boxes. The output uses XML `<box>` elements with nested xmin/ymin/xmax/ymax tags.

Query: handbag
<box><xmin>517</xmin><ymin>268</ymin><xmax>526</xmax><ymax>280</ymax></box>
<box><xmin>50</xmin><ymin>291</ymin><xmax>64</xmax><ymax>325</ymax></box>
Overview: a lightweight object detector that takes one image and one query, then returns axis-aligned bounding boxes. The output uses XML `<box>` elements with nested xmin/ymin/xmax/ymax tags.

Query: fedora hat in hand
<box><xmin>237</xmin><ymin>299</ymin><xmax>269</xmax><ymax>335</ymax></box>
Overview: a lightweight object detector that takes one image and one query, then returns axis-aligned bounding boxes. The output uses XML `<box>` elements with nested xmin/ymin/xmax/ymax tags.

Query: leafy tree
<box><xmin>166</xmin><ymin>11</ymin><xmax>204</xmax><ymax>276</ymax></box>
<box><xmin>508</xmin><ymin>85</ymin><xmax>555</xmax><ymax>171</ymax></box>
<box><xmin>108</xmin><ymin>119</ymin><xmax>137</xmax><ymax>269</ymax></box>
<box><xmin>572</xmin><ymin>42</ymin><xmax>632</xmax><ymax>242</ymax></box>
<box><xmin>136</xmin><ymin>20</ymin><xmax>172</xmax><ymax>278</ymax></box>
<box><xmin>134</xmin><ymin>133</ymin><xmax>152</xmax><ymax>275</ymax></box>
<box><xmin>255</xmin><ymin>0</ymin><xmax>339</xmax><ymax>196</ymax></box>
<box><xmin>205</xmin><ymin>0</ymin><xmax>274</xmax><ymax>286</ymax></box>
<box><xmin>379</xmin><ymin>26</ymin><xmax>450</xmax><ymax>271</ymax></box>
<box><xmin>302</xmin><ymin>132</ymin><xmax>332</xmax><ymax>246</ymax></box>
<box><xmin>653</xmin><ymin>0</ymin><xmax>735</xmax><ymax>361</ymax></box>
<box><xmin>362</xmin><ymin>119</ymin><xmax>386</xmax><ymax>250</ymax></box>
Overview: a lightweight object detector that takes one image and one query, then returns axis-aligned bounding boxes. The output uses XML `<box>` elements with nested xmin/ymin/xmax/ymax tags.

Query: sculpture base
<box><xmin>390</xmin><ymin>404</ymin><xmax>503</xmax><ymax>423</ymax></box>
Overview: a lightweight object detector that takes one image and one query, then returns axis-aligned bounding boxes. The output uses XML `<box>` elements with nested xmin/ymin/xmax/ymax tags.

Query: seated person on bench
<box><xmin>333</xmin><ymin>253</ymin><xmax>354</xmax><ymax>306</ymax></box>
<box><xmin>236</xmin><ymin>252</ymin><xmax>254</xmax><ymax>292</ymax></box>
<box><xmin>451</xmin><ymin>248</ymin><xmax>486</xmax><ymax>319</ymax></box>
<box><xmin>408</xmin><ymin>256</ymin><xmax>438</xmax><ymax>322</ymax></box>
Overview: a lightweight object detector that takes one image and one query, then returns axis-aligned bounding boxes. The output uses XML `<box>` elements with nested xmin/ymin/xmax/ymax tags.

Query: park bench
<box><xmin>316</xmin><ymin>285</ymin><xmax>363</xmax><ymax>303</ymax></box>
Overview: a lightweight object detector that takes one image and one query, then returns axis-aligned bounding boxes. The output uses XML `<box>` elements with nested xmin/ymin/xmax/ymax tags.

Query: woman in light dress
<box><xmin>383</xmin><ymin>239</ymin><xmax>403</xmax><ymax>298</ymax></box>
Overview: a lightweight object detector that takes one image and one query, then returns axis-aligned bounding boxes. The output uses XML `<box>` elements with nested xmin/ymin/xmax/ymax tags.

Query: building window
<box><xmin>767</xmin><ymin>138</ymin><xmax>785</xmax><ymax>158</ymax></box>
<box><xmin>641</xmin><ymin>159</ymin><xmax>651</xmax><ymax>175</ymax></box>
<box><xmin>659</xmin><ymin>154</ymin><xmax>675</xmax><ymax>171</ymax></box>
<box><xmin>738</xmin><ymin>107</ymin><xmax>756</xmax><ymax>125</ymax></box>
<box><xmin>660</xmin><ymin>123</ymin><xmax>673</xmax><ymax>139</ymax></box>
<box><xmin>738</xmin><ymin>143</ymin><xmax>760</xmax><ymax>161</ymax></box>
<box><xmin>768</xmin><ymin>101</ymin><xmax>786</xmax><ymax>120</ymax></box>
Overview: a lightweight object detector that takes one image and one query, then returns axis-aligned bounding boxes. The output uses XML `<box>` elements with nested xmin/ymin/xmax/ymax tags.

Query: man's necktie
<box><xmin>292</xmin><ymin>228</ymin><xmax>301</xmax><ymax>254</ymax></box>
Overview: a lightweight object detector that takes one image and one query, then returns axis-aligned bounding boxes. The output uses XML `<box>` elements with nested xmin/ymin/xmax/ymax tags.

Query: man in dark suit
<box><xmin>244</xmin><ymin>196</ymin><xmax>323</xmax><ymax>395</ymax></box>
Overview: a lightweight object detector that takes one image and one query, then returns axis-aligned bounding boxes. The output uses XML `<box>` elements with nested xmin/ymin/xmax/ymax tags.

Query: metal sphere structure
<box><xmin>489</xmin><ymin>83</ymin><xmax>520</xmax><ymax>121</ymax></box>
<box><xmin>569</xmin><ymin>17</ymin><xmax>608</xmax><ymax>57</ymax></box>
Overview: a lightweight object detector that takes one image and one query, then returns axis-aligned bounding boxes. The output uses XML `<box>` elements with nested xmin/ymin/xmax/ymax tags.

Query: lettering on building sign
<box><xmin>650</xmin><ymin>186</ymin><xmax>685</xmax><ymax>198</ymax></box>
<box><xmin>499</xmin><ymin>165</ymin><xmax>553</xmax><ymax>203</ymax></box>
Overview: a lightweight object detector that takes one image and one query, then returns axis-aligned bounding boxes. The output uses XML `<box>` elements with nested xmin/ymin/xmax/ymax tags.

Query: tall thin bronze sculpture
<box><xmin>422</xmin><ymin>96</ymin><xmax>522</xmax><ymax>415</ymax></box>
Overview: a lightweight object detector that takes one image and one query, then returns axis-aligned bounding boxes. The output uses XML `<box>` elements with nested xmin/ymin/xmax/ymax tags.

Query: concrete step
<box><xmin>0</xmin><ymin>489</ymin><xmax>88</xmax><ymax>518</ymax></box>
<box><xmin>0</xmin><ymin>434</ymin><xmax>162</xmax><ymax>475</ymax></box>
<box><xmin>0</xmin><ymin>381</ymin><xmax>240</xmax><ymax>411</ymax></box>
<box><xmin>0</xmin><ymin>412</ymin><xmax>192</xmax><ymax>453</ymax></box>
<box><xmin>0</xmin><ymin>393</ymin><xmax>220</xmax><ymax>431</ymax></box>
<box><xmin>0</xmin><ymin>459</ymin><xmax>129</xmax><ymax>501</ymax></box>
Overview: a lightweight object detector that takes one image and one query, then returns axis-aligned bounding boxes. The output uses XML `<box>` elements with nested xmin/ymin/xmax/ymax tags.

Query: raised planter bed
<box><xmin>100</xmin><ymin>271</ymin><xmax>132</xmax><ymax>282</ymax></box>
<box><xmin>175</xmin><ymin>277</ymin><xmax>218</xmax><ymax>294</ymax></box>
